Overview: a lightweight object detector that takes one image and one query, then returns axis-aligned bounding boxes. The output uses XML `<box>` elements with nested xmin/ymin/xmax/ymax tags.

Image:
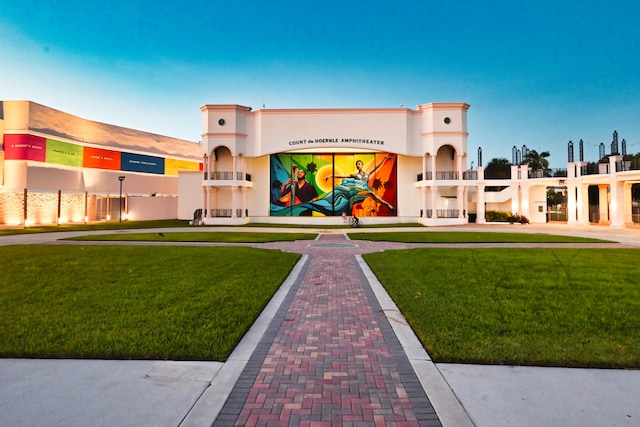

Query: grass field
<box><xmin>0</xmin><ymin>245</ymin><xmax>300</xmax><ymax>361</ymax></box>
<box><xmin>66</xmin><ymin>231</ymin><xmax>317</xmax><ymax>242</ymax></box>
<box><xmin>351</xmin><ymin>231</ymin><xmax>610</xmax><ymax>243</ymax></box>
<box><xmin>364</xmin><ymin>247</ymin><xmax>640</xmax><ymax>368</ymax></box>
<box><xmin>1</xmin><ymin>227</ymin><xmax>638</xmax><ymax>368</ymax></box>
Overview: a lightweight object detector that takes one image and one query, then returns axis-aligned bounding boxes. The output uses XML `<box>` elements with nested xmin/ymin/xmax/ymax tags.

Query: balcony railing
<box><xmin>204</xmin><ymin>171</ymin><xmax>252</xmax><ymax>181</ymax></box>
<box><xmin>463</xmin><ymin>171</ymin><xmax>477</xmax><ymax>180</ymax></box>
<box><xmin>437</xmin><ymin>209</ymin><xmax>460</xmax><ymax>218</ymax></box>
<box><xmin>616</xmin><ymin>159</ymin><xmax>640</xmax><ymax>172</ymax></box>
<box><xmin>435</xmin><ymin>171</ymin><xmax>459</xmax><ymax>180</ymax></box>
<box><xmin>210</xmin><ymin>209</ymin><xmax>244</xmax><ymax>218</ymax></box>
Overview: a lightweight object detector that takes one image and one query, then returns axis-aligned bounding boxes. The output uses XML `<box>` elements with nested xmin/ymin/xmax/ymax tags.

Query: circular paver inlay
<box><xmin>307</xmin><ymin>242</ymin><xmax>359</xmax><ymax>249</ymax></box>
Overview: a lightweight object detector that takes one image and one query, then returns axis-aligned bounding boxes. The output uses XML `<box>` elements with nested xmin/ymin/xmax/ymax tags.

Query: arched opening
<box><xmin>435</xmin><ymin>145</ymin><xmax>457</xmax><ymax>179</ymax></box>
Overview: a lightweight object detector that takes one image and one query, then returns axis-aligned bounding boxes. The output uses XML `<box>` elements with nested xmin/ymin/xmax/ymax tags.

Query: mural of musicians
<box><xmin>270</xmin><ymin>152</ymin><xmax>396</xmax><ymax>217</ymax></box>
<box><xmin>279</xmin><ymin>167</ymin><xmax>319</xmax><ymax>216</ymax></box>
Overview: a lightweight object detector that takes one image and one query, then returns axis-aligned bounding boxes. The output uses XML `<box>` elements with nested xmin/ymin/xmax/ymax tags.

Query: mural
<box><xmin>270</xmin><ymin>152</ymin><xmax>397</xmax><ymax>217</ymax></box>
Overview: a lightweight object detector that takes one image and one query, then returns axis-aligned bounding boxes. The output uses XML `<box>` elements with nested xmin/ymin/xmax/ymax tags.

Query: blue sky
<box><xmin>1</xmin><ymin>0</ymin><xmax>639</xmax><ymax>168</ymax></box>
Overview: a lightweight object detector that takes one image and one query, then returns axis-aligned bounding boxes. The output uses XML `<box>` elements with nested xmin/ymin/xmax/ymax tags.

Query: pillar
<box><xmin>609</xmin><ymin>180</ymin><xmax>625</xmax><ymax>228</ymax></box>
<box><xmin>421</xmin><ymin>187</ymin><xmax>427</xmax><ymax>218</ymax></box>
<box><xmin>598</xmin><ymin>184</ymin><xmax>609</xmax><ymax>224</ymax></box>
<box><xmin>430</xmin><ymin>186</ymin><xmax>438</xmax><ymax>218</ymax></box>
<box><xmin>566</xmin><ymin>183</ymin><xmax>578</xmax><ymax>224</ymax></box>
<box><xmin>457</xmin><ymin>186</ymin><xmax>464</xmax><ymax>218</ymax></box>
<box><xmin>476</xmin><ymin>184</ymin><xmax>486</xmax><ymax>224</ymax></box>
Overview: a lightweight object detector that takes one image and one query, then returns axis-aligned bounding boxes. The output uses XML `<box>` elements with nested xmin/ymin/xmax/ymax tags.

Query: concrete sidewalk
<box><xmin>1</xmin><ymin>224</ymin><xmax>639</xmax><ymax>426</ymax></box>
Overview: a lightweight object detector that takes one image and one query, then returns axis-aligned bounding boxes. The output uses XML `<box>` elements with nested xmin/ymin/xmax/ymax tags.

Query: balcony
<box><xmin>436</xmin><ymin>171</ymin><xmax>459</xmax><ymax>180</ymax></box>
<box><xmin>616</xmin><ymin>159</ymin><xmax>640</xmax><ymax>172</ymax></box>
<box><xmin>209</xmin><ymin>209</ymin><xmax>244</xmax><ymax>218</ymax></box>
<box><xmin>463</xmin><ymin>170</ymin><xmax>477</xmax><ymax>180</ymax></box>
<box><xmin>204</xmin><ymin>171</ymin><xmax>252</xmax><ymax>181</ymax></box>
<box><xmin>203</xmin><ymin>171</ymin><xmax>253</xmax><ymax>187</ymax></box>
<box><xmin>580</xmin><ymin>163</ymin><xmax>609</xmax><ymax>175</ymax></box>
<box><xmin>527</xmin><ymin>169</ymin><xmax>567</xmax><ymax>179</ymax></box>
<box><xmin>437</xmin><ymin>209</ymin><xmax>460</xmax><ymax>218</ymax></box>
<box><xmin>416</xmin><ymin>171</ymin><xmax>460</xmax><ymax>181</ymax></box>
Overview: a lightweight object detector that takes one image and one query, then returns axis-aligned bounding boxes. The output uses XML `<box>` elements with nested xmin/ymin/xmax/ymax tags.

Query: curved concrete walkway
<box><xmin>0</xmin><ymin>224</ymin><xmax>639</xmax><ymax>426</ymax></box>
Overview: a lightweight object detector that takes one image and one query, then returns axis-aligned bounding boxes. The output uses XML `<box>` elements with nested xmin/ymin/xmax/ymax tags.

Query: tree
<box><xmin>546</xmin><ymin>187</ymin><xmax>564</xmax><ymax>208</ymax></box>
<box><xmin>523</xmin><ymin>149</ymin><xmax>550</xmax><ymax>172</ymax></box>
<box><xmin>484</xmin><ymin>158</ymin><xmax>511</xmax><ymax>179</ymax></box>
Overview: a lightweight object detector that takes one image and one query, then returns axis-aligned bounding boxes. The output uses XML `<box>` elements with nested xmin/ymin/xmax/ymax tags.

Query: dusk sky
<box><xmin>1</xmin><ymin>0</ymin><xmax>639</xmax><ymax>168</ymax></box>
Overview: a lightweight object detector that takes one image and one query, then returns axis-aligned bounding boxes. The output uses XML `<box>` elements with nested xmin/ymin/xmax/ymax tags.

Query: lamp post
<box><xmin>118</xmin><ymin>176</ymin><xmax>126</xmax><ymax>222</ymax></box>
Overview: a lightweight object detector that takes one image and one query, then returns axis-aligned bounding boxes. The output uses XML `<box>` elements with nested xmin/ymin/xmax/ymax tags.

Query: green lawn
<box><xmin>364</xmin><ymin>248</ymin><xmax>640</xmax><ymax>368</ymax></box>
<box><xmin>351</xmin><ymin>231</ymin><xmax>610</xmax><ymax>243</ymax></box>
<box><xmin>0</xmin><ymin>219</ymin><xmax>190</xmax><ymax>235</ymax></box>
<box><xmin>2</xmin><ymin>229</ymin><xmax>638</xmax><ymax>368</ymax></box>
<box><xmin>0</xmin><ymin>245</ymin><xmax>300</xmax><ymax>361</ymax></box>
<box><xmin>66</xmin><ymin>231</ymin><xmax>317</xmax><ymax>242</ymax></box>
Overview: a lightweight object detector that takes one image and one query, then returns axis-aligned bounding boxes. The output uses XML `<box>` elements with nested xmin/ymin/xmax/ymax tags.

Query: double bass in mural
<box><xmin>270</xmin><ymin>153</ymin><xmax>397</xmax><ymax>217</ymax></box>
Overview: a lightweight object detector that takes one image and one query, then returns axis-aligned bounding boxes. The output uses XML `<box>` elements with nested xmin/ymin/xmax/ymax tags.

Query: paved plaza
<box><xmin>1</xmin><ymin>224</ymin><xmax>639</xmax><ymax>426</ymax></box>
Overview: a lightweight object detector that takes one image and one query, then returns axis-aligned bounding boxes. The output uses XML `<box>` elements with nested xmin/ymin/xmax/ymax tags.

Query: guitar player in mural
<box><xmin>280</xmin><ymin>165</ymin><xmax>319</xmax><ymax>216</ymax></box>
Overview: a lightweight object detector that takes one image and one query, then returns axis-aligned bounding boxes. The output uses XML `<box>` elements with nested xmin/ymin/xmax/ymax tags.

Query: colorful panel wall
<box><xmin>46</xmin><ymin>138</ymin><xmax>83</xmax><ymax>167</ymax></box>
<box><xmin>2</xmin><ymin>133</ymin><xmax>201</xmax><ymax>175</ymax></box>
<box><xmin>3</xmin><ymin>134</ymin><xmax>46</xmax><ymax>162</ymax></box>
<box><xmin>83</xmin><ymin>147</ymin><xmax>121</xmax><ymax>170</ymax></box>
<box><xmin>270</xmin><ymin>152</ymin><xmax>397</xmax><ymax>217</ymax></box>
<box><xmin>165</xmin><ymin>158</ymin><xmax>202</xmax><ymax>176</ymax></box>
<box><xmin>121</xmin><ymin>152</ymin><xmax>165</xmax><ymax>174</ymax></box>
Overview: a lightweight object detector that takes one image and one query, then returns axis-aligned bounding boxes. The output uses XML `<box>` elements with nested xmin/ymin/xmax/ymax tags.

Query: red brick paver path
<box><xmin>213</xmin><ymin>233</ymin><xmax>441</xmax><ymax>426</ymax></box>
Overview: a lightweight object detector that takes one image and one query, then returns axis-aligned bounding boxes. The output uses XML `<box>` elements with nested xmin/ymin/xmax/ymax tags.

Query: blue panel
<box><xmin>121</xmin><ymin>152</ymin><xmax>165</xmax><ymax>174</ymax></box>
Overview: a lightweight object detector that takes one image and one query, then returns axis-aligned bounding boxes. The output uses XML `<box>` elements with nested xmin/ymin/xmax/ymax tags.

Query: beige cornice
<box><xmin>416</xmin><ymin>103</ymin><xmax>471</xmax><ymax>111</ymax></box>
<box><xmin>200</xmin><ymin>105</ymin><xmax>252</xmax><ymax>112</ymax></box>
<box><xmin>253</xmin><ymin>108</ymin><xmax>419</xmax><ymax>115</ymax></box>
<box><xmin>202</xmin><ymin>132</ymin><xmax>248</xmax><ymax>139</ymax></box>
<box><xmin>421</xmin><ymin>131</ymin><xmax>470</xmax><ymax>138</ymax></box>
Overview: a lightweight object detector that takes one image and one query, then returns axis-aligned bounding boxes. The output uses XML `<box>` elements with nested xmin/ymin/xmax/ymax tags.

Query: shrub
<box><xmin>508</xmin><ymin>213</ymin><xmax>530</xmax><ymax>224</ymax></box>
<box><xmin>485</xmin><ymin>210</ymin><xmax>512</xmax><ymax>222</ymax></box>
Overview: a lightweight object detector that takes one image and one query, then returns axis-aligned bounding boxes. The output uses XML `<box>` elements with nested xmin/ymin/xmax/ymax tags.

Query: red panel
<box><xmin>83</xmin><ymin>146</ymin><xmax>121</xmax><ymax>170</ymax></box>
<box><xmin>3</xmin><ymin>134</ymin><xmax>47</xmax><ymax>162</ymax></box>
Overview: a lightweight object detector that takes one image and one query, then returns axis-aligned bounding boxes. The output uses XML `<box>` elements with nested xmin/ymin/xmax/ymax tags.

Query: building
<box><xmin>184</xmin><ymin>103</ymin><xmax>473</xmax><ymax>226</ymax></box>
<box><xmin>2</xmin><ymin>100</ymin><xmax>638</xmax><ymax>228</ymax></box>
<box><xmin>187</xmin><ymin>103</ymin><xmax>640</xmax><ymax>228</ymax></box>
<box><xmin>0</xmin><ymin>101</ymin><xmax>201</xmax><ymax>225</ymax></box>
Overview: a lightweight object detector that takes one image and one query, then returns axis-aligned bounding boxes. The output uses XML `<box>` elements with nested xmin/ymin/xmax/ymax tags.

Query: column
<box><xmin>520</xmin><ymin>183</ymin><xmax>529</xmax><ymax>218</ymax></box>
<box><xmin>232</xmin><ymin>156</ymin><xmax>237</xmax><ymax>218</ymax></box>
<box><xmin>241</xmin><ymin>187</ymin><xmax>247</xmax><ymax>218</ymax></box>
<box><xmin>512</xmin><ymin>185</ymin><xmax>520</xmax><ymax>214</ymax></box>
<box><xmin>566</xmin><ymin>183</ymin><xmax>578</xmax><ymax>224</ymax></box>
<box><xmin>598</xmin><ymin>184</ymin><xmax>609</xmax><ymax>224</ymax></box>
<box><xmin>430</xmin><ymin>155</ymin><xmax>436</xmax><ymax>180</ymax></box>
<box><xmin>609</xmin><ymin>180</ymin><xmax>625</xmax><ymax>228</ymax></box>
<box><xmin>421</xmin><ymin>187</ymin><xmax>427</xmax><ymax>218</ymax></box>
<box><xmin>202</xmin><ymin>186</ymin><xmax>208</xmax><ymax>220</ymax></box>
<box><xmin>578</xmin><ymin>184</ymin><xmax>589</xmax><ymax>224</ymax></box>
<box><xmin>422</xmin><ymin>154</ymin><xmax>427</xmax><ymax>181</ymax></box>
<box><xmin>457</xmin><ymin>186</ymin><xmax>464</xmax><ymax>218</ymax></box>
<box><xmin>476</xmin><ymin>184</ymin><xmax>486</xmax><ymax>224</ymax></box>
<box><xmin>430</xmin><ymin>186</ymin><xmax>438</xmax><ymax>218</ymax></box>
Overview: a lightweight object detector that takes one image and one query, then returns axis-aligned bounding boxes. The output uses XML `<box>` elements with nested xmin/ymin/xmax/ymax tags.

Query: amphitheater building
<box><xmin>1</xmin><ymin>100</ymin><xmax>639</xmax><ymax>228</ymax></box>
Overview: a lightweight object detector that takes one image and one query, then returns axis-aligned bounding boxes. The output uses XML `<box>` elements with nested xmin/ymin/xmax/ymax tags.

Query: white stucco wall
<box><xmin>177</xmin><ymin>171</ymin><xmax>202</xmax><ymax>220</ymax></box>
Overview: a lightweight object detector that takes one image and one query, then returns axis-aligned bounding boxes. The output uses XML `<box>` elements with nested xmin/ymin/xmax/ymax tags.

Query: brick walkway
<box><xmin>213</xmin><ymin>233</ymin><xmax>441</xmax><ymax>427</ymax></box>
